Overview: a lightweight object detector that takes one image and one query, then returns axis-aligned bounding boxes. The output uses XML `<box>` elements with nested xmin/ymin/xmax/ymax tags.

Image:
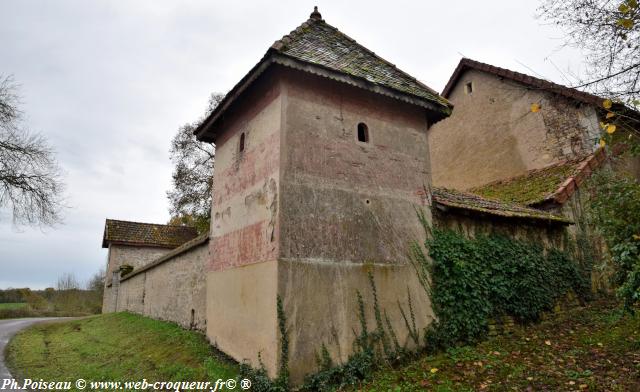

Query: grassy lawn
<box><xmin>6</xmin><ymin>312</ymin><xmax>239</xmax><ymax>388</ymax></box>
<box><xmin>0</xmin><ymin>302</ymin><xmax>27</xmax><ymax>310</ymax></box>
<box><xmin>356</xmin><ymin>299</ymin><xmax>640</xmax><ymax>391</ymax></box>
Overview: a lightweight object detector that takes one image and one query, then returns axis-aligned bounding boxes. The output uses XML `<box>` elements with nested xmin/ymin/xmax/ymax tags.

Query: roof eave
<box><xmin>272</xmin><ymin>54</ymin><xmax>452</xmax><ymax>121</ymax></box>
<box><xmin>195</xmin><ymin>52</ymin><xmax>275</xmax><ymax>143</ymax></box>
<box><xmin>102</xmin><ymin>240</ymin><xmax>179</xmax><ymax>249</ymax></box>
<box><xmin>195</xmin><ymin>51</ymin><xmax>453</xmax><ymax>142</ymax></box>
<box><xmin>434</xmin><ymin>200</ymin><xmax>573</xmax><ymax>225</ymax></box>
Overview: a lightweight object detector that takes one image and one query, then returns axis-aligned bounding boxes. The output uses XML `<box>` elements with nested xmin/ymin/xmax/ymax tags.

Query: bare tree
<box><xmin>0</xmin><ymin>75</ymin><xmax>64</xmax><ymax>226</ymax></box>
<box><xmin>539</xmin><ymin>0</ymin><xmax>640</xmax><ymax>104</ymax></box>
<box><xmin>86</xmin><ymin>268</ymin><xmax>105</xmax><ymax>293</ymax></box>
<box><xmin>56</xmin><ymin>272</ymin><xmax>80</xmax><ymax>291</ymax></box>
<box><xmin>167</xmin><ymin>93</ymin><xmax>222</xmax><ymax>233</ymax></box>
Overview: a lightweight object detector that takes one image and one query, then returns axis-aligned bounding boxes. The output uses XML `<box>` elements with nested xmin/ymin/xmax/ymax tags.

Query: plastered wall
<box><xmin>429</xmin><ymin>69</ymin><xmax>600</xmax><ymax>190</ymax></box>
<box><xmin>206</xmin><ymin>69</ymin><xmax>283</xmax><ymax>376</ymax></box>
<box><xmin>103</xmin><ymin>244</ymin><xmax>171</xmax><ymax>313</ymax></box>
<box><xmin>277</xmin><ymin>70</ymin><xmax>436</xmax><ymax>382</ymax></box>
<box><xmin>107</xmin><ymin>239</ymin><xmax>209</xmax><ymax>331</ymax></box>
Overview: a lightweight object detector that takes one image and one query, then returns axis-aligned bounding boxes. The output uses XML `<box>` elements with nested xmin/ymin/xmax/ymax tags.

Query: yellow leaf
<box><xmin>606</xmin><ymin>112</ymin><xmax>615</xmax><ymax>119</ymax></box>
<box><xmin>531</xmin><ymin>103</ymin><xmax>541</xmax><ymax>113</ymax></box>
<box><xmin>430</xmin><ymin>368</ymin><xmax>439</xmax><ymax>374</ymax></box>
<box><xmin>603</xmin><ymin>99</ymin><xmax>613</xmax><ymax>109</ymax></box>
<box><xmin>606</xmin><ymin>124</ymin><xmax>617</xmax><ymax>134</ymax></box>
<box><xmin>633</xmin><ymin>234</ymin><xmax>640</xmax><ymax>240</ymax></box>
<box><xmin>599</xmin><ymin>139</ymin><xmax>606</xmax><ymax>147</ymax></box>
<box><xmin>544</xmin><ymin>340</ymin><xmax>552</xmax><ymax>346</ymax></box>
<box><xmin>618</xmin><ymin>18</ymin><xmax>634</xmax><ymax>28</ymax></box>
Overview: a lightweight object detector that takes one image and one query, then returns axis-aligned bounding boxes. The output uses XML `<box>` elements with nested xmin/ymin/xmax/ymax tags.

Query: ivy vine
<box><xmin>423</xmin><ymin>228</ymin><xmax>591</xmax><ymax>350</ymax></box>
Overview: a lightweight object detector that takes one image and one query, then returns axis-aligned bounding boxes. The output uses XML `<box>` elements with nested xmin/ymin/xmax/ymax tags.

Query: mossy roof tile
<box><xmin>195</xmin><ymin>8</ymin><xmax>452</xmax><ymax>142</ymax></box>
<box><xmin>102</xmin><ymin>219</ymin><xmax>198</xmax><ymax>248</ymax></box>
<box><xmin>432</xmin><ymin>187</ymin><xmax>572</xmax><ymax>224</ymax></box>
<box><xmin>271</xmin><ymin>16</ymin><xmax>451</xmax><ymax>108</ymax></box>
<box><xmin>471</xmin><ymin>148</ymin><xmax>606</xmax><ymax>206</ymax></box>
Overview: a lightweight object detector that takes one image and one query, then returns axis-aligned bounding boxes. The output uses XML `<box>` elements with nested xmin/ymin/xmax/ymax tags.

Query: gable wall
<box><xmin>102</xmin><ymin>244</ymin><xmax>171</xmax><ymax>313</ymax></box>
<box><xmin>429</xmin><ymin>69</ymin><xmax>600</xmax><ymax>190</ymax></box>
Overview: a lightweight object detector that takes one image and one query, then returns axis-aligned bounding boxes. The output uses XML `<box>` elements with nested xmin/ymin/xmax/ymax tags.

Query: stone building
<box><xmin>103</xmin><ymin>9</ymin><xmax>579</xmax><ymax>383</ymax></box>
<box><xmin>101</xmin><ymin>220</ymin><xmax>198</xmax><ymax>314</ymax></box>
<box><xmin>429</xmin><ymin>58</ymin><xmax>610</xmax><ymax>191</ymax></box>
<box><xmin>428</xmin><ymin>58</ymin><xmax>640</xmax><ymax>292</ymax></box>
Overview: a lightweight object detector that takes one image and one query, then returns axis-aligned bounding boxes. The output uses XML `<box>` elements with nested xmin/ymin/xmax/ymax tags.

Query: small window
<box><xmin>239</xmin><ymin>132</ymin><xmax>245</xmax><ymax>152</ymax></box>
<box><xmin>465</xmin><ymin>82</ymin><xmax>473</xmax><ymax>95</ymax></box>
<box><xmin>357</xmin><ymin>123</ymin><xmax>369</xmax><ymax>143</ymax></box>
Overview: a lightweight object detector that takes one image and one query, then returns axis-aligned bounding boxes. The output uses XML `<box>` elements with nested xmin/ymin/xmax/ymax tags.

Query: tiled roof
<box><xmin>432</xmin><ymin>187</ymin><xmax>572</xmax><ymax>224</ymax></box>
<box><xmin>472</xmin><ymin>148</ymin><xmax>607</xmax><ymax>206</ymax></box>
<box><xmin>271</xmin><ymin>10</ymin><xmax>451</xmax><ymax>109</ymax></box>
<box><xmin>195</xmin><ymin>8</ymin><xmax>451</xmax><ymax>142</ymax></box>
<box><xmin>442</xmin><ymin>58</ymin><xmax>603</xmax><ymax>107</ymax></box>
<box><xmin>102</xmin><ymin>219</ymin><xmax>198</xmax><ymax>248</ymax></box>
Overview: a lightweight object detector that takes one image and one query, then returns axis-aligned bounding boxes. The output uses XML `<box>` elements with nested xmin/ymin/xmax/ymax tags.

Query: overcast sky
<box><xmin>0</xmin><ymin>1</ymin><xmax>585</xmax><ymax>289</ymax></box>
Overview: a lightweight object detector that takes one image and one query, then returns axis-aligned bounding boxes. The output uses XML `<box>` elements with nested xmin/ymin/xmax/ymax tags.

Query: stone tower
<box><xmin>194</xmin><ymin>8</ymin><xmax>451</xmax><ymax>381</ymax></box>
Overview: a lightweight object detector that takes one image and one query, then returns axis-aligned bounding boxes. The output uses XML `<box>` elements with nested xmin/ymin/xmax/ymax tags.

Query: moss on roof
<box><xmin>271</xmin><ymin>16</ymin><xmax>452</xmax><ymax>112</ymax></box>
<box><xmin>432</xmin><ymin>187</ymin><xmax>571</xmax><ymax>224</ymax></box>
<box><xmin>102</xmin><ymin>219</ymin><xmax>198</xmax><ymax>248</ymax></box>
<box><xmin>471</xmin><ymin>160</ymin><xmax>584</xmax><ymax>206</ymax></box>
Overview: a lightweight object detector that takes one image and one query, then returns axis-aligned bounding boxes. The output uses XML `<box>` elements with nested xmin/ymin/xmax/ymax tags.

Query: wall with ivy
<box><xmin>422</xmin><ymin>228</ymin><xmax>591</xmax><ymax>350</ymax></box>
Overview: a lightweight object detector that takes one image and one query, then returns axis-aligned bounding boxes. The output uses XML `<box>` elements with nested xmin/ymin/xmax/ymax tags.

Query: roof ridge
<box><xmin>271</xmin><ymin>18</ymin><xmax>317</xmax><ymax>51</ymax></box>
<box><xmin>323</xmin><ymin>21</ymin><xmax>440</xmax><ymax>97</ymax></box>
<box><xmin>104</xmin><ymin>218</ymin><xmax>196</xmax><ymax>229</ymax></box>
<box><xmin>196</xmin><ymin>9</ymin><xmax>452</xmax><ymax>142</ymax></box>
<box><xmin>321</xmin><ymin>20</ymin><xmax>442</xmax><ymax>98</ymax></box>
<box><xmin>272</xmin><ymin>17</ymin><xmax>445</xmax><ymax>101</ymax></box>
<box><xmin>442</xmin><ymin>57</ymin><xmax>602</xmax><ymax>106</ymax></box>
<box><xmin>548</xmin><ymin>147</ymin><xmax>607</xmax><ymax>205</ymax></box>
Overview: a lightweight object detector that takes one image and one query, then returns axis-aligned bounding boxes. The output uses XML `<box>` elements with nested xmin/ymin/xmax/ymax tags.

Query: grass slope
<box><xmin>356</xmin><ymin>299</ymin><xmax>640</xmax><ymax>391</ymax></box>
<box><xmin>6</xmin><ymin>312</ymin><xmax>238</xmax><ymax>388</ymax></box>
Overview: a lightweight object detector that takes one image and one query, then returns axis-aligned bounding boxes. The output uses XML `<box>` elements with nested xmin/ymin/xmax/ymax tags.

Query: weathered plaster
<box><xmin>430</xmin><ymin>68</ymin><xmax>600</xmax><ymax>190</ymax></box>
<box><xmin>102</xmin><ymin>244</ymin><xmax>170</xmax><ymax>313</ymax></box>
<box><xmin>106</xmin><ymin>240</ymin><xmax>209</xmax><ymax>331</ymax></box>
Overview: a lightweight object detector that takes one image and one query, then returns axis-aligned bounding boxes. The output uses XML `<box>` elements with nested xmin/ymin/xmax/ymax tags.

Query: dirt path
<box><xmin>0</xmin><ymin>318</ymin><xmax>68</xmax><ymax>392</ymax></box>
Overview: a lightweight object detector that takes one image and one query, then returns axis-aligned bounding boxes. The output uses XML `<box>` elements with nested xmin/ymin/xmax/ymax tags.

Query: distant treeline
<box><xmin>0</xmin><ymin>271</ymin><xmax>105</xmax><ymax>319</ymax></box>
<box><xmin>0</xmin><ymin>288</ymin><xmax>56</xmax><ymax>303</ymax></box>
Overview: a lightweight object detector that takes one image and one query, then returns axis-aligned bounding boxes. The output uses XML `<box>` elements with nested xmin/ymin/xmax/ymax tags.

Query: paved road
<box><xmin>0</xmin><ymin>318</ymin><xmax>67</xmax><ymax>391</ymax></box>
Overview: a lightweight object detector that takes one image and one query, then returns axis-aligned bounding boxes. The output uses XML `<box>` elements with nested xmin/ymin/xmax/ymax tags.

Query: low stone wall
<box><xmin>110</xmin><ymin>234</ymin><xmax>209</xmax><ymax>331</ymax></box>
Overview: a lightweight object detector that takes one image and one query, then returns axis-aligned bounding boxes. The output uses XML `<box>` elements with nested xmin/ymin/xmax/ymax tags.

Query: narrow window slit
<box><xmin>239</xmin><ymin>132</ymin><xmax>245</xmax><ymax>152</ymax></box>
<box><xmin>465</xmin><ymin>82</ymin><xmax>473</xmax><ymax>94</ymax></box>
<box><xmin>357</xmin><ymin>123</ymin><xmax>369</xmax><ymax>143</ymax></box>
